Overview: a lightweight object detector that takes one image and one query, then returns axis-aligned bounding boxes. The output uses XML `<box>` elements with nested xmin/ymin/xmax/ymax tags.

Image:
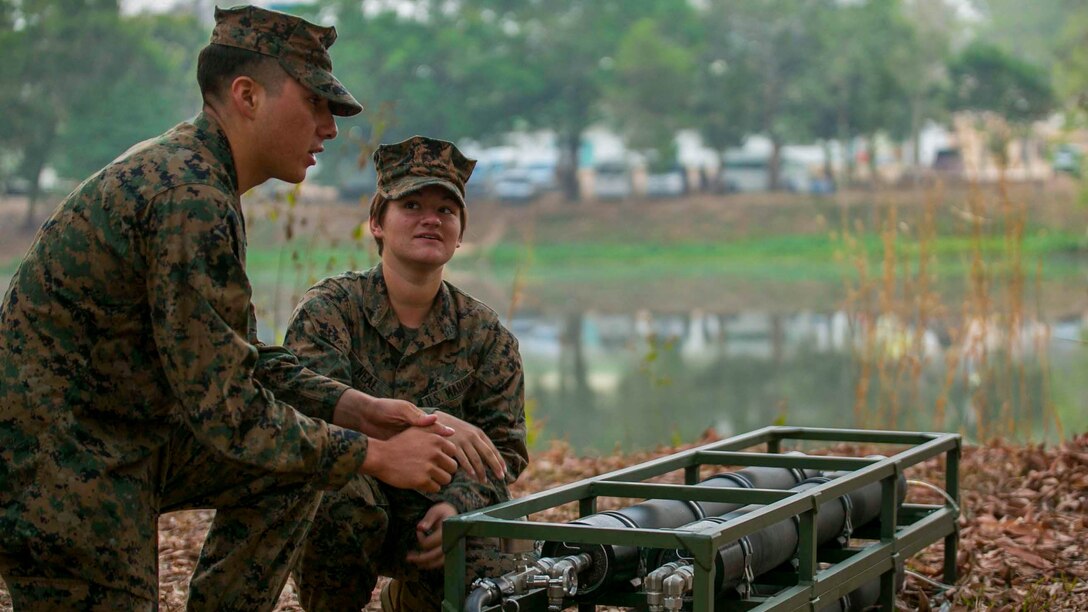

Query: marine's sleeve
<box><xmin>142</xmin><ymin>185</ymin><xmax>365</xmax><ymax>488</ymax></box>
<box><xmin>248</xmin><ymin>303</ymin><xmax>350</xmax><ymax>422</ymax></box>
<box><xmin>282</xmin><ymin>280</ymin><xmax>358</xmax><ymax>423</ymax></box>
<box><xmin>437</xmin><ymin>324</ymin><xmax>528</xmax><ymax>513</ymax></box>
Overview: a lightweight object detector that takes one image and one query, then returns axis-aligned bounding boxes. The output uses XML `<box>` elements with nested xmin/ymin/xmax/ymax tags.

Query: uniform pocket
<box><xmin>418</xmin><ymin>372</ymin><xmax>474</xmax><ymax>410</ymax></box>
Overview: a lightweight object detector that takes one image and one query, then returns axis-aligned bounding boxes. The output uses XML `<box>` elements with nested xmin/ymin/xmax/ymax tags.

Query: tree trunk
<box><xmin>771</xmin><ymin>313</ymin><xmax>784</xmax><ymax>365</ymax></box>
<box><xmin>560</xmin><ymin>312</ymin><xmax>590</xmax><ymax>399</ymax></box>
<box><xmin>821</xmin><ymin>140</ymin><xmax>835</xmax><ymax>191</ymax></box>
<box><xmin>21</xmin><ymin>121</ymin><xmax>56</xmax><ymax>230</ymax></box>
<box><xmin>768</xmin><ymin>137</ymin><xmax>782</xmax><ymax>191</ymax></box>
<box><xmin>715</xmin><ymin>151</ymin><xmax>728</xmax><ymax>193</ymax></box>
<box><xmin>837</xmin><ymin>99</ymin><xmax>854</xmax><ymax>188</ymax></box>
<box><xmin>910</xmin><ymin>95</ymin><xmax>923</xmax><ymax>169</ymax></box>
<box><xmin>22</xmin><ymin>156</ymin><xmax>48</xmax><ymax>231</ymax></box>
<box><xmin>559</xmin><ymin>129</ymin><xmax>582</xmax><ymax>203</ymax></box>
<box><xmin>867</xmin><ymin>133</ymin><xmax>881</xmax><ymax>188</ymax></box>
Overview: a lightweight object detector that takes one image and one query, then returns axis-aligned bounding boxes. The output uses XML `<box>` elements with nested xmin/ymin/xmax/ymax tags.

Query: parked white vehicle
<box><xmin>593</xmin><ymin>163</ymin><xmax>632</xmax><ymax>200</ymax></box>
<box><xmin>719</xmin><ymin>155</ymin><xmax>810</xmax><ymax>193</ymax></box>
<box><xmin>644</xmin><ymin>170</ymin><xmax>686</xmax><ymax>198</ymax></box>
<box><xmin>493</xmin><ymin>169</ymin><xmax>539</xmax><ymax>203</ymax></box>
<box><xmin>523</xmin><ymin>162</ymin><xmax>559</xmax><ymax>192</ymax></box>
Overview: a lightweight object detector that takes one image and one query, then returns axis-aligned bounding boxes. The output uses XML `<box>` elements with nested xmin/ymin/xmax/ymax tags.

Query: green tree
<box><xmin>807</xmin><ymin>0</ymin><xmax>918</xmax><ymax>185</ymax></box>
<box><xmin>695</xmin><ymin>0</ymin><xmax>825</xmax><ymax>191</ymax></box>
<box><xmin>605</xmin><ymin>16</ymin><xmax>698</xmax><ymax>171</ymax></box>
<box><xmin>969</xmin><ymin>0</ymin><xmax>1078</xmax><ymax>69</ymax></box>
<box><xmin>689</xmin><ymin>3</ymin><xmax>759</xmax><ymax>185</ymax></box>
<box><xmin>53</xmin><ymin>12</ymin><xmax>205</xmax><ymax>181</ymax></box>
<box><xmin>899</xmin><ymin>0</ymin><xmax>959</xmax><ymax>167</ymax></box>
<box><xmin>0</xmin><ymin>1</ymin><xmax>203</xmax><ymax>228</ymax></box>
<box><xmin>946</xmin><ymin>41</ymin><xmax>1056</xmax><ymax>166</ymax></box>
<box><xmin>477</xmin><ymin>0</ymin><xmax>682</xmax><ymax>201</ymax></box>
<box><xmin>1054</xmin><ymin>9</ymin><xmax>1088</xmax><ymax>113</ymax></box>
<box><xmin>316</xmin><ymin>0</ymin><xmax>536</xmax><ymax>184</ymax></box>
<box><xmin>971</xmin><ymin>0</ymin><xmax>1086</xmax><ymax>116</ymax></box>
<box><xmin>1</xmin><ymin>0</ymin><xmax>121</xmax><ymax>226</ymax></box>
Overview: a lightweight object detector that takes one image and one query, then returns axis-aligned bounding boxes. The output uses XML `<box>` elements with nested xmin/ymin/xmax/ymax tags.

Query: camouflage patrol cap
<box><xmin>210</xmin><ymin>5</ymin><xmax>362</xmax><ymax>116</ymax></box>
<box><xmin>374</xmin><ymin>136</ymin><xmax>477</xmax><ymax>206</ymax></box>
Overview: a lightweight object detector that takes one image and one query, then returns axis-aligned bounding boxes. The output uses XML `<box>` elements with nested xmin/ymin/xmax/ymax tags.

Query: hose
<box><xmin>464</xmin><ymin>585</ymin><xmax>492</xmax><ymax>612</ymax></box>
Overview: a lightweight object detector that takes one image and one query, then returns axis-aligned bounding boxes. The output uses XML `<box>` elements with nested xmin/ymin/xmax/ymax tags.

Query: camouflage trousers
<box><xmin>293</xmin><ymin>476</ymin><xmax>515</xmax><ymax>611</ymax></box>
<box><xmin>0</xmin><ymin>427</ymin><xmax>323</xmax><ymax>611</ymax></box>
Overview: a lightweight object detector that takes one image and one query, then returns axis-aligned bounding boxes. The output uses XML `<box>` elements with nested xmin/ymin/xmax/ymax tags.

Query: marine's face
<box><xmin>371</xmin><ymin>185</ymin><xmax>463</xmax><ymax>270</ymax></box>
<box><xmin>256</xmin><ymin>76</ymin><xmax>337</xmax><ymax>184</ymax></box>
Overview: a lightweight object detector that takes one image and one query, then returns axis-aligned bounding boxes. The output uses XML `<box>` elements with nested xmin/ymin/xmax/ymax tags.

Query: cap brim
<box><xmin>288</xmin><ymin>64</ymin><xmax>363</xmax><ymax>117</ymax></box>
<box><xmin>381</xmin><ymin>176</ymin><xmax>466</xmax><ymax>206</ymax></box>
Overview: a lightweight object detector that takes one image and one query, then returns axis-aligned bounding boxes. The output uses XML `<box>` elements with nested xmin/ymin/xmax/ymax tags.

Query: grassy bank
<box><xmin>3</xmin><ymin>230</ymin><xmax>1084</xmax><ymax>303</ymax></box>
<box><xmin>4</xmin><ymin>183</ymin><xmax>1086</xmax><ymax>286</ymax></box>
<box><xmin>238</xmin><ymin>229</ymin><xmax>1086</xmax><ymax>285</ymax></box>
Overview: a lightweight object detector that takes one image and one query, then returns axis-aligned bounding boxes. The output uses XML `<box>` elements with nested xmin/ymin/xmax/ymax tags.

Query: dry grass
<box><xmin>837</xmin><ymin>176</ymin><xmax>1068</xmax><ymax>444</ymax></box>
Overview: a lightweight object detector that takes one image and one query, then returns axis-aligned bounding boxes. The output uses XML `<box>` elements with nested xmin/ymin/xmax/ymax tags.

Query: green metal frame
<box><xmin>442</xmin><ymin>426</ymin><xmax>961</xmax><ymax>611</ymax></box>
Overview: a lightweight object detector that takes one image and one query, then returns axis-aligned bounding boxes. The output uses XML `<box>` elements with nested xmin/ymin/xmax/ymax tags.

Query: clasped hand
<box><xmin>337</xmin><ymin>391</ymin><xmax>505</xmax><ymax>492</ymax></box>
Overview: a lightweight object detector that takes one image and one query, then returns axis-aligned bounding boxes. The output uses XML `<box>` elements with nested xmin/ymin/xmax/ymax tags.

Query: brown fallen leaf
<box><xmin>1004</xmin><ymin>546</ymin><xmax>1054</xmax><ymax>570</ymax></box>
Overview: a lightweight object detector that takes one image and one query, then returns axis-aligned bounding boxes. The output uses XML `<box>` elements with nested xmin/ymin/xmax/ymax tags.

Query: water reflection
<box><xmin>516</xmin><ymin>309</ymin><xmax>1085</xmax><ymax>453</ymax></box>
<box><xmin>8</xmin><ymin>260</ymin><xmax>1076</xmax><ymax>453</ymax></box>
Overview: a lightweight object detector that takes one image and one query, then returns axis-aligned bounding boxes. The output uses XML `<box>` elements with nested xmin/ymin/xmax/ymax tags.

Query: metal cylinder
<box><xmin>540</xmin><ymin>462</ymin><xmax>820</xmax><ymax>596</ymax></box>
<box><xmin>696</xmin><ymin>461</ymin><xmax>820</xmax><ymax>517</ymax></box>
<box><xmin>747</xmin><ymin>564</ymin><xmax>899</xmax><ymax>611</ymax></box>
<box><xmin>647</xmin><ymin>468</ymin><xmax>905</xmax><ymax>596</ymax></box>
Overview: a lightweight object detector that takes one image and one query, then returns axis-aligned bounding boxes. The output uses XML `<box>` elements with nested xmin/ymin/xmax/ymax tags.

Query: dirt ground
<box><xmin>3</xmin><ymin>178</ymin><xmax>1084</xmax><ymax>264</ymax></box>
<box><xmin>2</xmin><ymin>434</ymin><xmax>1084</xmax><ymax>611</ymax></box>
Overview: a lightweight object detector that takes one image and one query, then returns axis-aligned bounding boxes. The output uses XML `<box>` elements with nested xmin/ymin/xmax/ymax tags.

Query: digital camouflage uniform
<box><xmin>286</xmin><ymin>266</ymin><xmax>528</xmax><ymax>611</ymax></box>
<box><xmin>284</xmin><ymin>137</ymin><xmax>528</xmax><ymax>611</ymax></box>
<box><xmin>0</xmin><ymin>6</ymin><xmax>366</xmax><ymax>611</ymax></box>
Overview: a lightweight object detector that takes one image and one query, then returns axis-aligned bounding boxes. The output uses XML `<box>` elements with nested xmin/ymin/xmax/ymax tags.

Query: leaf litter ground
<box><xmin>0</xmin><ymin>433</ymin><xmax>1084</xmax><ymax>610</ymax></box>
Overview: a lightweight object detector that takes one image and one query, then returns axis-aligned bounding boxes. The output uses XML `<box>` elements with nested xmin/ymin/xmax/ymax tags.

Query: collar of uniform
<box><xmin>191</xmin><ymin>111</ymin><xmax>240</xmax><ymax>195</ymax></box>
<box><xmin>363</xmin><ymin>264</ymin><xmax>400</xmax><ymax>341</ymax></box>
<box><xmin>363</xmin><ymin>264</ymin><xmax>459</xmax><ymax>355</ymax></box>
<box><xmin>417</xmin><ymin>281</ymin><xmax>458</xmax><ymax>346</ymax></box>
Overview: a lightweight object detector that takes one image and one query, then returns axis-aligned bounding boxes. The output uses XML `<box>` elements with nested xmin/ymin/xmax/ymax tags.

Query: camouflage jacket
<box><xmin>0</xmin><ymin>113</ymin><xmax>367</xmax><ymax>596</ymax></box>
<box><xmin>284</xmin><ymin>265</ymin><xmax>527</xmax><ymax>513</ymax></box>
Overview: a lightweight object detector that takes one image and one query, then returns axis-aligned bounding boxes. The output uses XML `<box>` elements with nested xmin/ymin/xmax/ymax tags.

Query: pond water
<box><xmin>3</xmin><ymin>262</ymin><xmax>1085</xmax><ymax>454</ymax></box>
<box><xmin>510</xmin><ymin>308</ymin><xmax>1084</xmax><ymax>452</ymax></box>
<box><xmin>245</xmin><ymin>265</ymin><xmax>1086</xmax><ymax>453</ymax></box>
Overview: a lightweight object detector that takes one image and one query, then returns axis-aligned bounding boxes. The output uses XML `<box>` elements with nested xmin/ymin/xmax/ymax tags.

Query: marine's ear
<box><xmin>227</xmin><ymin>75</ymin><xmax>263</xmax><ymax>120</ymax></box>
<box><xmin>369</xmin><ymin>211</ymin><xmax>384</xmax><ymax>238</ymax></box>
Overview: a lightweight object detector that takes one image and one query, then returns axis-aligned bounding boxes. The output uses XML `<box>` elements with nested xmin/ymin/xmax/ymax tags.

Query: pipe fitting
<box><xmin>663</xmin><ymin>564</ymin><xmax>695</xmax><ymax>610</ymax></box>
<box><xmin>645</xmin><ymin>561</ymin><xmax>687</xmax><ymax>611</ymax></box>
<box><xmin>466</xmin><ymin>555</ymin><xmax>559</xmax><ymax>610</ymax></box>
<box><xmin>546</xmin><ymin>553</ymin><xmax>593</xmax><ymax>609</ymax></box>
<box><xmin>465</xmin><ymin>580</ymin><xmax>501</xmax><ymax>612</ymax></box>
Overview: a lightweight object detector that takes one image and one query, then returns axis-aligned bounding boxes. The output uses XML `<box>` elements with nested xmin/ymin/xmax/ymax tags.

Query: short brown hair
<box><xmin>196</xmin><ymin>44</ymin><xmax>286</xmax><ymax>105</ymax></box>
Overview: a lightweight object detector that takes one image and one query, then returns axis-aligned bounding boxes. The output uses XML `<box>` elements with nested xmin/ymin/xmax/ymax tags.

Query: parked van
<box><xmin>593</xmin><ymin>162</ymin><xmax>632</xmax><ymax>200</ymax></box>
<box><xmin>644</xmin><ymin>168</ymin><xmax>686</xmax><ymax>198</ymax></box>
<box><xmin>718</xmin><ymin>155</ymin><xmax>810</xmax><ymax>193</ymax></box>
<box><xmin>493</xmin><ymin>168</ymin><xmax>539</xmax><ymax>203</ymax></box>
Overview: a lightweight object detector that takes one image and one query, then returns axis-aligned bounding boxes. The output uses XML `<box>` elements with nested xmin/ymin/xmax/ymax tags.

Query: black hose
<box><xmin>464</xmin><ymin>585</ymin><xmax>491</xmax><ymax>612</ymax></box>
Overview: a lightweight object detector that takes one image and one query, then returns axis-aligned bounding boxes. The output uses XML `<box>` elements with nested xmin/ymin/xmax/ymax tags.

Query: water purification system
<box><xmin>442</xmin><ymin>426</ymin><xmax>960</xmax><ymax>611</ymax></box>
<box><xmin>537</xmin><ymin>462</ymin><xmax>822</xmax><ymax>598</ymax></box>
